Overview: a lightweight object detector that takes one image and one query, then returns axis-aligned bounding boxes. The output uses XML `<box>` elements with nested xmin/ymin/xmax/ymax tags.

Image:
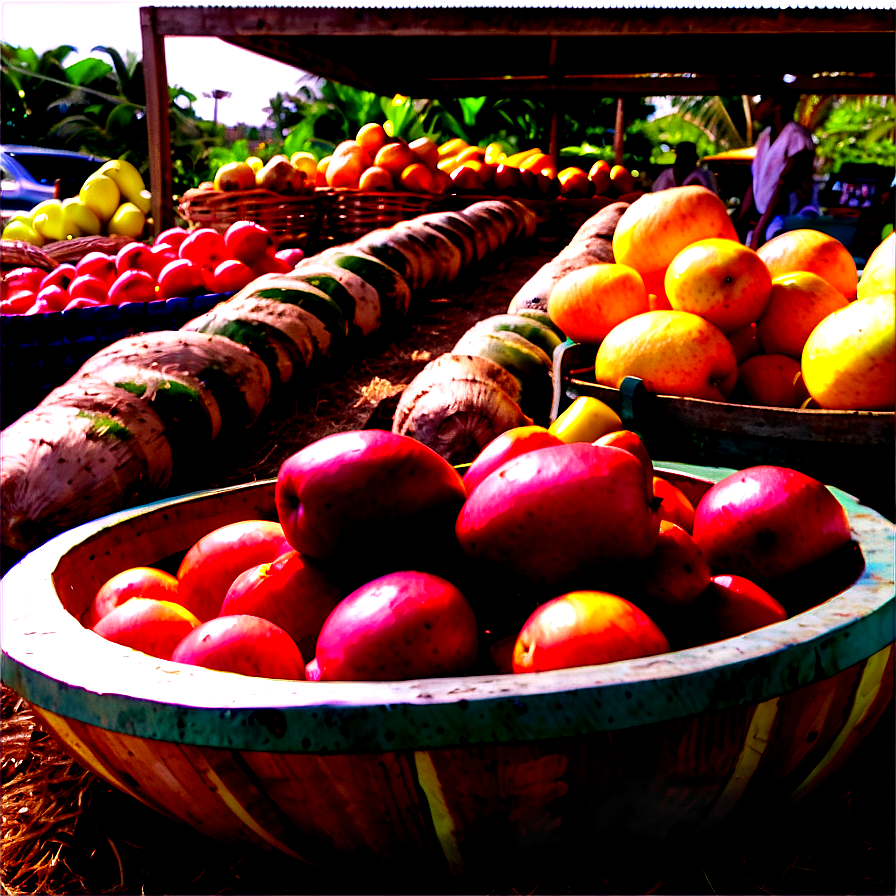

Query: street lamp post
<box><xmin>203</xmin><ymin>89</ymin><xmax>232</xmax><ymax>124</ymax></box>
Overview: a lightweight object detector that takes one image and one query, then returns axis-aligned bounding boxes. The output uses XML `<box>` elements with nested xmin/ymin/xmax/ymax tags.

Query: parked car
<box><xmin>1</xmin><ymin>144</ymin><xmax>107</xmax><ymax>224</ymax></box>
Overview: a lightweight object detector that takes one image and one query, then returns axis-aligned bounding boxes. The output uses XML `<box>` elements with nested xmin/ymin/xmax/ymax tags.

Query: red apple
<box><xmin>314</xmin><ymin>570</ymin><xmax>479</xmax><ymax>681</ymax></box>
<box><xmin>211</xmin><ymin>258</ymin><xmax>256</xmax><ymax>293</ymax></box>
<box><xmin>69</xmin><ymin>273</ymin><xmax>110</xmax><ymax>304</ymax></box>
<box><xmin>63</xmin><ymin>297</ymin><xmax>103</xmax><ymax>311</ymax></box>
<box><xmin>462</xmin><ymin>425</ymin><xmax>564</xmax><ymax>495</ymax></box>
<box><xmin>25</xmin><ymin>297</ymin><xmax>52</xmax><ymax>315</ymax></box>
<box><xmin>149</xmin><ymin>243</ymin><xmax>179</xmax><ymax>275</ymax></box>
<box><xmin>512</xmin><ymin>590</ymin><xmax>670</xmax><ymax>673</ymax></box>
<box><xmin>594</xmin><ymin>429</ymin><xmax>654</xmax><ymax>498</ymax></box>
<box><xmin>275</xmin><ymin>247</ymin><xmax>305</xmax><ymax>267</ymax></box>
<box><xmin>40</xmin><ymin>263</ymin><xmax>78</xmax><ymax>292</ymax></box>
<box><xmin>1</xmin><ymin>290</ymin><xmax>38</xmax><ymax>314</ymax></box>
<box><xmin>692</xmin><ymin>465</ymin><xmax>853</xmax><ymax>591</ymax></box>
<box><xmin>36</xmin><ymin>284</ymin><xmax>71</xmax><ymax>312</ymax></box>
<box><xmin>155</xmin><ymin>226</ymin><xmax>190</xmax><ymax>250</ymax></box>
<box><xmin>75</xmin><ymin>251</ymin><xmax>118</xmax><ymax>286</ymax></box>
<box><xmin>107</xmin><ymin>269</ymin><xmax>157</xmax><ymax>305</ymax></box>
<box><xmin>82</xmin><ymin>566</ymin><xmax>180</xmax><ymax>629</ymax></box>
<box><xmin>170</xmin><ymin>614</ymin><xmax>305</xmax><ymax>679</ymax></box>
<box><xmin>178</xmin><ymin>227</ymin><xmax>229</xmax><ymax>269</ymax></box>
<box><xmin>274</xmin><ymin>430</ymin><xmax>467</xmax><ymax>580</ymax></box>
<box><xmin>627</xmin><ymin>520</ymin><xmax>712</xmax><ymax>608</ymax></box>
<box><xmin>157</xmin><ymin>257</ymin><xmax>207</xmax><ymax>299</ymax></box>
<box><xmin>455</xmin><ymin>442</ymin><xmax>661</xmax><ymax>588</ymax></box>
<box><xmin>249</xmin><ymin>253</ymin><xmax>292</xmax><ymax>278</ymax></box>
<box><xmin>219</xmin><ymin>550</ymin><xmax>343</xmax><ymax>660</ymax></box>
<box><xmin>92</xmin><ymin>598</ymin><xmax>201</xmax><ymax>660</ymax></box>
<box><xmin>696</xmin><ymin>574</ymin><xmax>789</xmax><ymax>641</ymax></box>
<box><xmin>115</xmin><ymin>241</ymin><xmax>157</xmax><ymax>275</ymax></box>
<box><xmin>224</xmin><ymin>220</ymin><xmax>274</xmax><ymax>265</ymax></box>
<box><xmin>4</xmin><ymin>266</ymin><xmax>45</xmax><ymax>293</ymax></box>
<box><xmin>305</xmin><ymin>656</ymin><xmax>321</xmax><ymax>680</ymax></box>
<box><xmin>176</xmin><ymin>519</ymin><xmax>292</xmax><ymax>621</ymax></box>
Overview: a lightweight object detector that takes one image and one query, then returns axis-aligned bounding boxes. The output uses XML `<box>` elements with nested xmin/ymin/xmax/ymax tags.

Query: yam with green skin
<box><xmin>393</xmin><ymin>218</ymin><xmax>464</xmax><ymax>285</ymax></box>
<box><xmin>507</xmin><ymin>201</ymin><xmax>628</xmax><ymax>314</ymax></box>
<box><xmin>452</xmin><ymin>329</ymin><xmax>554</xmax><ymax>425</ymax></box>
<box><xmin>392</xmin><ymin>353</ymin><xmax>533</xmax><ymax>465</ymax></box>
<box><xmin>353</xmin><ymin>226</ymin><xmax>435</xmax><ymax>292</ymax></box>
<box><xmin>459</xmin><ymin>205</ymin><xmax>504</xmax><ymax>255</ymax></box>
<box><xmin>283</xmin><ymin>264</ymin><xmax>382</xmax><ymax>339</ymax></box>
<box><xmin>432</xmin><ymin>211</ymin><xmax>486</xmax><ymax>263</ymax></box>
<box><xmin>182</xmin><ymin>306</ymin><xmax>309</xmax><ymax>388</ymax></box>
<box><xmin>515</xmin><ymin>308</ymin><xmax>567</xmax><ymax>340</ymax></box>
<box><xmin>416</xmin><ymin>213</ymin><xmax>478</xmax><ymax>268</ymax></box>
<box><xmin>70</xmin><ymin>361</ymin><xmax>223</xmax><ymax>448</ymax></box>
<box><xmin>465</xmin><ymin>313</ymin><xmax>564</xmax><ymax>359</ymax></box>
<box><xmin>304</xmin><ymin>249</ymin><xmax>411</xmax><ymax>329</ymax></box>
<box><xmin>38</xmin><ymin>376</ymin><xmax>173</xmax><ymax>492</ymax></box>
<box><xmin>465</xmin><ymin>199</ymin><xmax>520</xmax><ymax>242</ymax></box>
<box><xmin>75</xmin><ymin>331</ymin><xmax>271</xmax><ymax>437</ymax></box>
<box><xmin>1</xmin><ymin>404</ymin><xmax>164</xmax><ymax>553</ymax></box>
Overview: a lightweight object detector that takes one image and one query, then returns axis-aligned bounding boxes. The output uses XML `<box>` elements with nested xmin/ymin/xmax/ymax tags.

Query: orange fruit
<box><xmin>595</xmin><ymin>309</ymin><xmax>739</xmax><ymax>402</ymax></box>
<box><xmin>610</xmin><ymin>164</ymin><xmax>636</xmax><ymax>194</ymax></box>
<box><xmin>756</xmin><ymin>229</ymin><xmax>858</xmax><ymax>299</ymax></box>
<box><xmin>356</xmin><ymin>122</ymin><xmax>388</xmax><ymax>157</ymax></box>
<box><xmin>409</xmin><ymin>136</ymin><xmax>440</xmax><ymax>170</ymax></box>
<box><xmin>332</xmin><ymin>139</ymin><xmax>373</xmax><ymax>167</ymax></box>
<box><xmin>358</xmin><ymin>165</ymin><xmax>395</xmax><ymax>192</ymax></box>
<box><xmin>399</xmin><ymin>162</ymin><xmax>435</xmax><ymax>193</ymax></box>
<box><xmin>612</xmin><ymin>186</ymin><xmax>739</xmax><ymax>305</ymax></box>
<box><xmin>727</xmin><ymin>321</ymin><xmax>762</xmax><ymax>365</ymax></box>
<box><xmin>316</xmin><ymin>155</ymin><xmax>332</xmax><ymax>187</ymax></box>
<box><xmin>589</xmin><ymin>159</ymin><xmax>612</xmax><ymax>195</ymax></box>
<box><xmin>664</xmin><ymin>237</ymin><xmax>773</xmax><ymax>335</ymax></box>
<box><xmin>756</xmin><ymin>271</ymin><xmax>850</xmax><ymax>358</ymax></box>
<box><xmin>558</xmin><ymin>167</ymin><xmax>594</xmax><ymax>198</ymax></box>
<box><xmin>547</xmin><ymin>262</ymin><xmax>649</xmax><ymax>345</ymax></box>
<box><xmin>326</xmin><ymin>152</ymin><xmax>366</xmax><ymax>189</ymax></box>
<box><xmin>653</xmin><ymin>476</ymin><xmax>696</xmax><ymax>533</ymax></box>
<box><xmin>735</xmin><ymin>354</ymin><xmax>810</xmax><ymax>408</ymax></box>
<box><xmin>374</xmin><ymin>140</ymin><xmax>419</xmax><ymax>178</ymax></box>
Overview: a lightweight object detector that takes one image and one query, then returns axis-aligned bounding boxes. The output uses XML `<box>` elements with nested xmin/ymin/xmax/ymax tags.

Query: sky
<box><xmin>1</xmin><ymin>0</ymin><xmax>314</xmax><ymax>127</ymax></box>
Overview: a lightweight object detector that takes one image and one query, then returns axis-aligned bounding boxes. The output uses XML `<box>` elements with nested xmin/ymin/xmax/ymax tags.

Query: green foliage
<box><xmin>813</xmin><ymin>96</ymin><xmax>896</xmax><ymax>173</ymax></box>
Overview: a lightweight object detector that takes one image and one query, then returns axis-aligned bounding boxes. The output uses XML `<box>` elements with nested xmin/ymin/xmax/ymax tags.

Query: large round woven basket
<box><xmin>1</xmin><ymin>236</ymin><xmax>134</xmax><ymax>272</ymax></box>
<box><xmin>0</xmin><ymin>465</ymin><xmax>892</xmax><ymax>880</ymax></box>
<box><xmin>177</xmin><ymin>187</ymin><xmax>320</xmax><ymax>248</ymax></box>
<box><xmin>317</xmin><ymin>188</ymin><xmax>439</xmax><ymax>243</ymax></box>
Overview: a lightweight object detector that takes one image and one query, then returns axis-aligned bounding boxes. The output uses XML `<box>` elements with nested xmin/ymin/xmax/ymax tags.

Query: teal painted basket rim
<box><xmin>1</xmin><ymin>463</ymin><xmax>893</xmax><ymax>755</ymax></box>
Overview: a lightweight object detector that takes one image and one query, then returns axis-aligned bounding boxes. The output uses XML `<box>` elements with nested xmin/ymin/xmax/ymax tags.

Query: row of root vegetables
<box><xmin>0</xmin><ymin>199</ymin><xmax>539</xmax><ymax>557</ymax></box>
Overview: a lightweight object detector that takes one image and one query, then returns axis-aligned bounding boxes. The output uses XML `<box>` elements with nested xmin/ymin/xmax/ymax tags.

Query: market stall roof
<box><xmin>139</xmin><ymin>2</ymin><xmax>896</xmax><ymax>230</ymax></box>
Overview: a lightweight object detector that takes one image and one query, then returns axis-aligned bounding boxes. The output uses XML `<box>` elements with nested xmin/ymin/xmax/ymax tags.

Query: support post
<box><xmin>614</xmin><ymin>96</ymin><xmax>625</xmax><ymax>166</ymax></box>
<box><xmin>141</xmin><ymin>7</ymin><xmax>174</xmax><ymax>235</ymax></box>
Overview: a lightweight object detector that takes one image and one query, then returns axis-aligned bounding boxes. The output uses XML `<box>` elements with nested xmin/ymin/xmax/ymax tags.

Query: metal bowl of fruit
<box><xmin>1</xmin><ymin>429</ymin><xmax>893</xmax><ymax>880</ymax></box>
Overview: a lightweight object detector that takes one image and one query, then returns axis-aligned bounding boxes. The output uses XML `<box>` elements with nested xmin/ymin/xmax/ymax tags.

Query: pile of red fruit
<box><xmin>81</xmin><ymin>426</ymin><xmax>864</xmax><ymax>683</ymax></box>
<box><xmin>1</xmin><ymin>221</ymin><xmax>304</xmax><ymax>316</ymax></box>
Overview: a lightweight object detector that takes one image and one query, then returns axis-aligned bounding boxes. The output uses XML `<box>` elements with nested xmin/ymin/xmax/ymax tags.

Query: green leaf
<box><xmin>65</xmin><ymin>57</ymin><xmax>113</xmax><ymax>86</ymax></box>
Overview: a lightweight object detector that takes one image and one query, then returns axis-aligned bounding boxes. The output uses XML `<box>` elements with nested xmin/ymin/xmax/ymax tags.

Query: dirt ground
<box><xmin>2</xmin><ymin>212</ymin><xmax>894</xmax><ymax>896</ymax></box>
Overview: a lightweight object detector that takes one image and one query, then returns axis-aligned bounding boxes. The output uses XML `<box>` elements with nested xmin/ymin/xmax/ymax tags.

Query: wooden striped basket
<box><xmin>1</xmin><ymin>236</ymin><xmax>133</xmax><ymax>272</ymax></box>
<box><xmin>1</xmin><ymin>466</ymin><xmax>892</xmax><ymax>880</ymax></box>
<box><xmin>177</xmin><ymin>187</ymin><xmax>320</xmax><ymax>248</ymax></box>
<box><xmin>317</xmin><ymin>188</ymin><xmax>439</xmax><ymax>243</ymax></box>
<box><xmin>552</xmin><ymin>341</ymin><xmax>896</xmax><ymax>521</ymax></box>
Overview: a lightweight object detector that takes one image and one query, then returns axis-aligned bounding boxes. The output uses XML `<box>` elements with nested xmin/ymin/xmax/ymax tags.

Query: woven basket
<box><xmin>177</xmin><ymin>187</ymin><xmax>320</xmax><ymax>249</ymax></box>
<box><xmin>1</xmin><ymin>236</ymin><xmax>135</xmax><ymax>273</ymax></box>
<box><xmin>317</xmin><ymin>188</ymin><xmax>439</xmax><ymax>243</ymax></box>
<box><xmin>0</xmin><ymin>290</ymin><xmax>231</xmax><ymax>428</ymax></box>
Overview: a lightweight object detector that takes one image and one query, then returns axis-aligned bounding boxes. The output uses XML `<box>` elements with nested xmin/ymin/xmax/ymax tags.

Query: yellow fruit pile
<box><xmin>2</xmin><ymin>158</ymin><xmax>152</xmax><ymax>246</ymax></box>
<box><xmin>211</xmin><ymin>153</ymin><xmax>316</xmax><ymax>195</ymax></box>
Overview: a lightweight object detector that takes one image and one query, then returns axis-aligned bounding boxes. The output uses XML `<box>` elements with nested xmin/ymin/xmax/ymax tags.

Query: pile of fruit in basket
<box><xmin>529</xmin><ymin>186</ymin><xmax>894</xmax><ymax>412</ymax></box>
<box><xmin>203</xmin><ymin>123</ymin><xmax>641</xmax><ymax>202</ymax></box>
<box><xmin>82</xmin><ymin>426</ymin><xmax>864</xmax><ymax>682</ymax></box>
<box><xmin>2</xmin><ymin>158</ymin><xmax>153</xmax><ymax>247</ymax></box>
<box><xmin>0</xmin><ymin>221</ymin><xmax>303</xmax><ymax>315</ymax></box>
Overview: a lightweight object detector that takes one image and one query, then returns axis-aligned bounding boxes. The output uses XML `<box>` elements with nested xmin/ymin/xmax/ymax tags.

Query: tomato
<box><xmin>82</xmin><ymin>566</ymin><xmax>180</xmax><ymax>629</ymax></box>
<box><xmin>176</xmin><ymin>520</ymin><xmax>292</xmax><ymax>621</ymax></box>
<box><xmin>512</xmin><ymin>590</ymin><xmax>669</xmax><ymax>673</ymax></box>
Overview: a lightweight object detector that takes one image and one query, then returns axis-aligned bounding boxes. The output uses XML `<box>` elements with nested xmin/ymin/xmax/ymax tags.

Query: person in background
<box><xmin>736</xmin><ymin>91</ymin><xmax>817</xmax><ymax>249</ymax></box>
<box><xmin>651</xmin><ymin>141</ymin><xmax>718</xmax><ymax>193</ymax></box>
